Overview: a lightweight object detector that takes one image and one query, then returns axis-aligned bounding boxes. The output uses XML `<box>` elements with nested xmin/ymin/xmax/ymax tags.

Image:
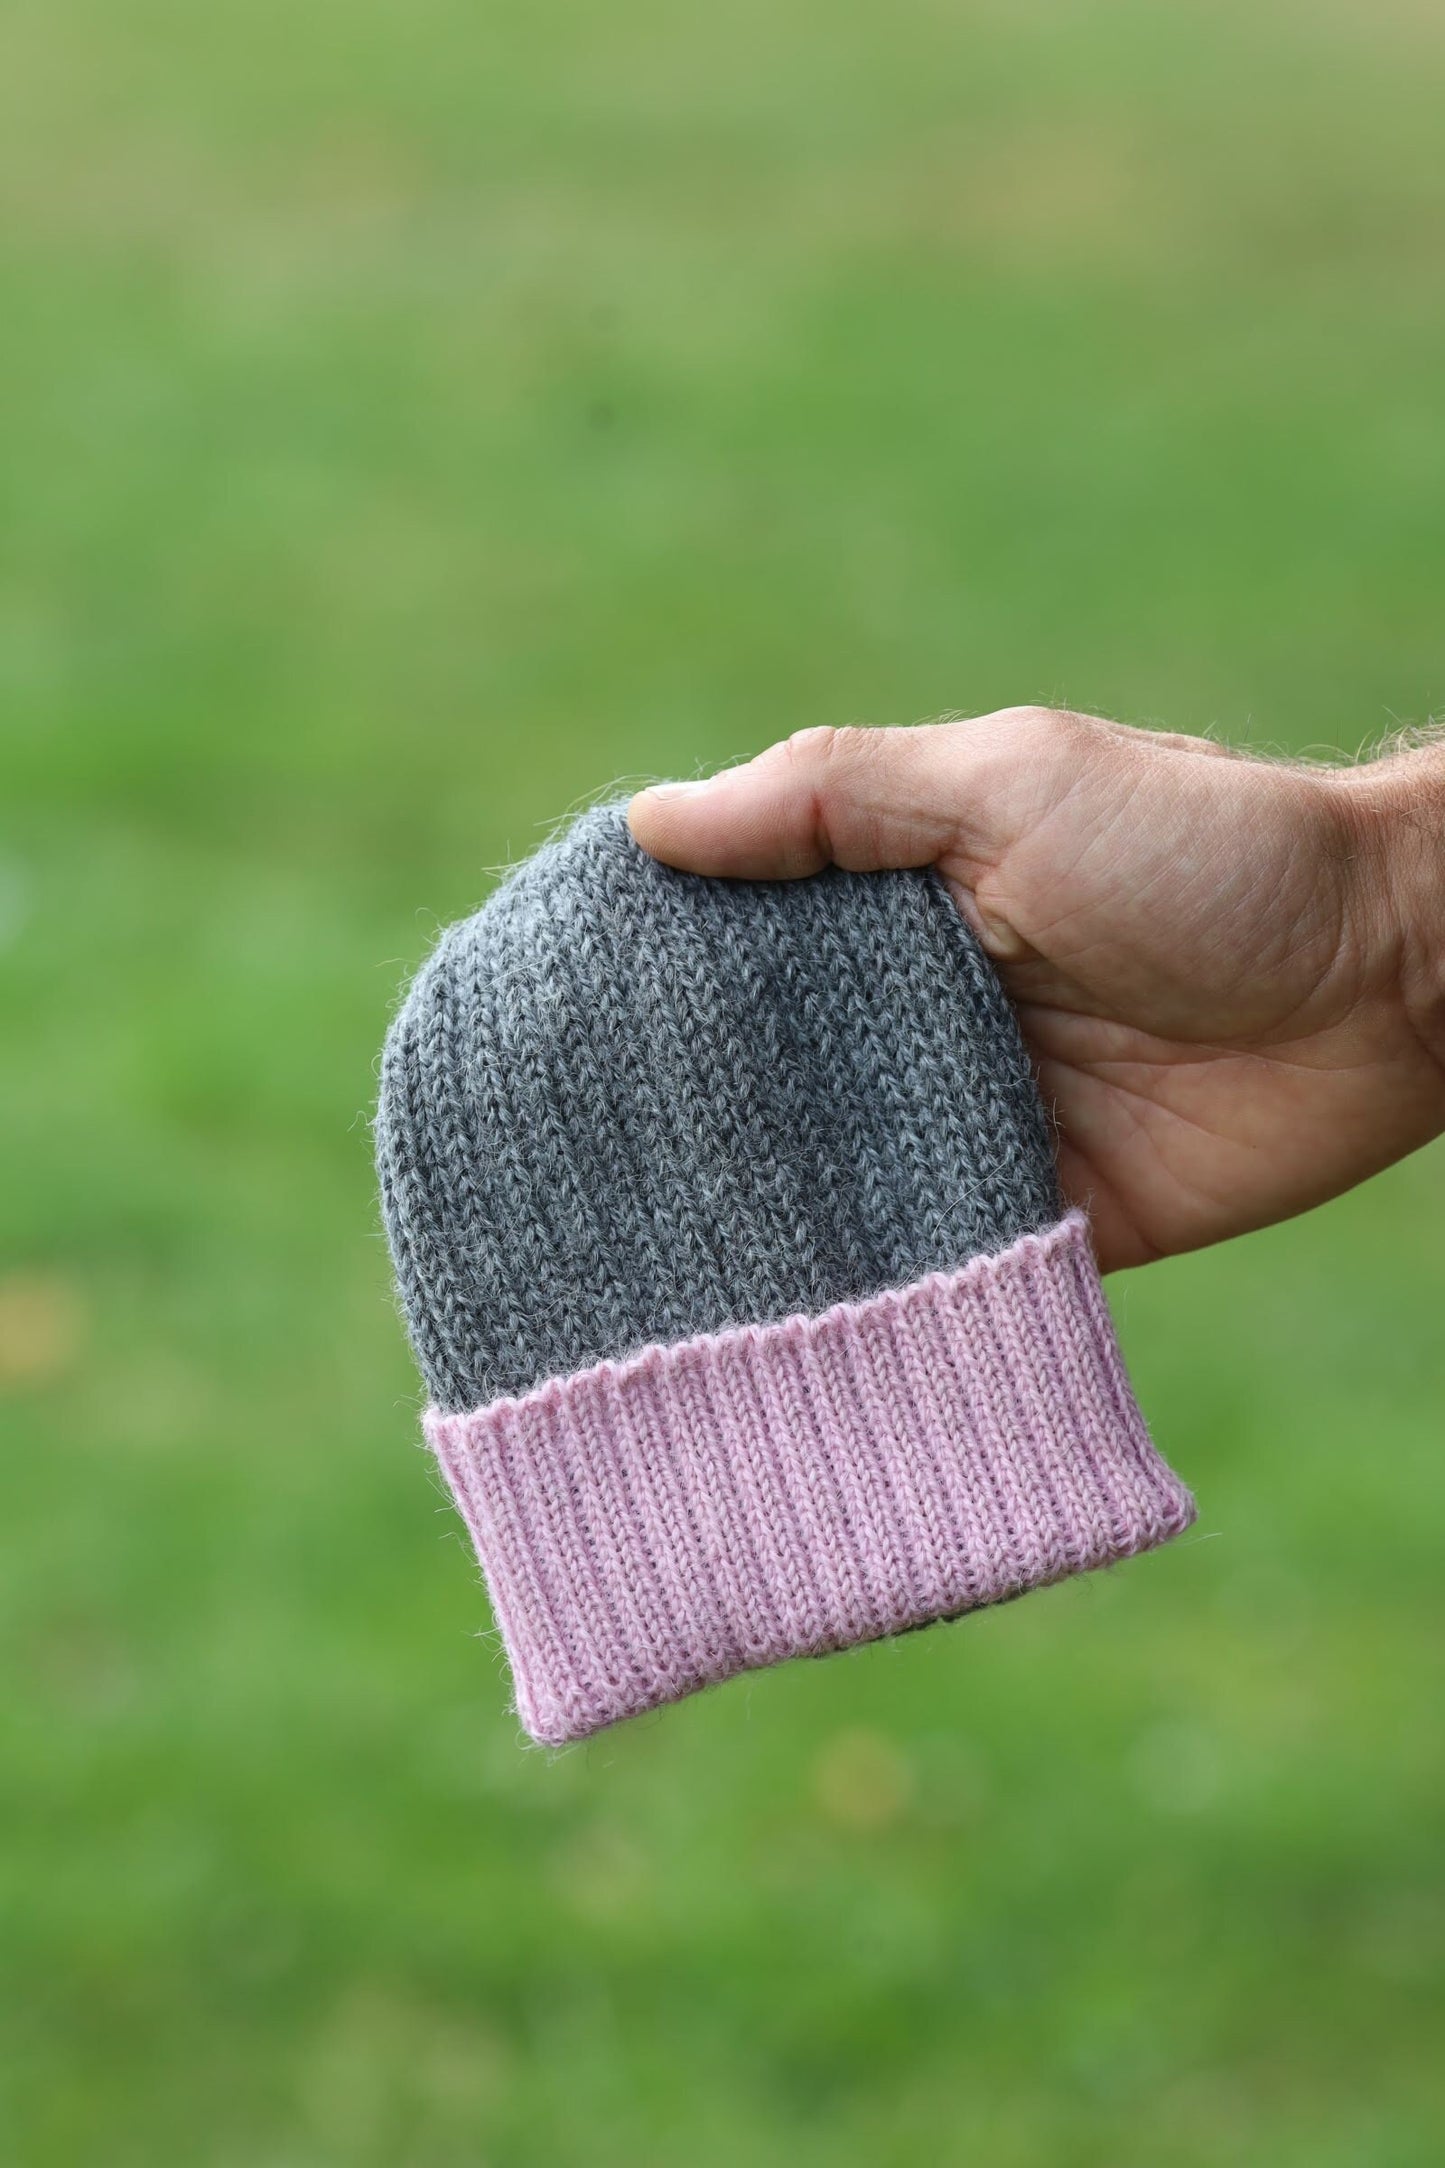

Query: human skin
<box><xmin>628</xmin><ymin>711</ymin><xmax>1445</xmax><ymax>1272</ymax></box>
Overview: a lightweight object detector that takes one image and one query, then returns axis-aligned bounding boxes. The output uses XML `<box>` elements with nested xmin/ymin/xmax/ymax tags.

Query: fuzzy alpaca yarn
<box><xmin>377</xmin><ymin>804</ymin><xmax>1194</xmax><ymax>1744</ymax></box>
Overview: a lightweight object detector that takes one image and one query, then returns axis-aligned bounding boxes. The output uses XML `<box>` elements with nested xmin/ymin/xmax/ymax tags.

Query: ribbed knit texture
<box><xmin>377</xmin><ymin>803</ymin><xmax>1194</xmax><ymax>1742</ymax></box>
<box><xmin>428</xmin><ymin>1214</ymin><xmax>1194</xmax><ymax>1745</ymax></box>
<box><xmin>378</xmin><ymin>804</ymin><xmax>1062</xmax><ymax>1411</ymax></box>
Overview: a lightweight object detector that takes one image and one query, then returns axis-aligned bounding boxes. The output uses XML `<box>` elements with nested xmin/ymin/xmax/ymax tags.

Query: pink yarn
<box><xmin>427</xmin><ymin>1213</ymin><xmax>1194</xmax><ymax>1745</ymax></box>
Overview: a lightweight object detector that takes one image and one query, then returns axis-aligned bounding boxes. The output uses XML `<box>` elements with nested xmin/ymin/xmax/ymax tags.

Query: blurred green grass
<box><xmin>2</xmin><ymin>1</ymin><xmax>1443</xmax><ymax>2161</ymax></box>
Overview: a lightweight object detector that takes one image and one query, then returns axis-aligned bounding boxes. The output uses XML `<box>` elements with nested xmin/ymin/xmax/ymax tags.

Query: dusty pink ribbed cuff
<box><xmin>427</xmin><ymin>1212</ymin><xmax>1194</xmax><ymax>1745</ymax></box>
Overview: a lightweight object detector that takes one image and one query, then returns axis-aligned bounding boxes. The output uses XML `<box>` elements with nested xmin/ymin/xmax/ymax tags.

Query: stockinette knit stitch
<box><xmin>377</xmin><ymin>802</ymin><xmax>1194</xmax><ymax>1744</ymax></box>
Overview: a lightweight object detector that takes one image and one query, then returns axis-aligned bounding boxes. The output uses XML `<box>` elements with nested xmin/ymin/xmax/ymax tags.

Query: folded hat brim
<box><xmin>427</xmin><ymin>1212</ymin><xmax>1194</xmax><ymax>1746</ymax></box>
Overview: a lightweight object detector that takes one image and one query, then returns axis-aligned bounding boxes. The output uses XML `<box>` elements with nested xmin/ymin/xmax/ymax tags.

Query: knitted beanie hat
<box><xmin>377</xmin><ymin>804</ymin><xmax>1194</xmax><ymax>1744</ymax></box>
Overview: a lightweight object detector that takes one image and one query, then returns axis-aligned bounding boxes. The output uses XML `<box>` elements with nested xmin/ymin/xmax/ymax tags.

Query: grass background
<box><xmin>2</xmin><ymin>0</ymin><xmax>1443</xmax><ymax>2160</ymax></box>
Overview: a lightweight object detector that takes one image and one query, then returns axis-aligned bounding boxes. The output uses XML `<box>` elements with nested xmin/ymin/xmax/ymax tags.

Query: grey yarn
<box><xmin>377</xmin><ymin>803</ymin><xmax>1061</xmax><ymax>1413</ymax></box>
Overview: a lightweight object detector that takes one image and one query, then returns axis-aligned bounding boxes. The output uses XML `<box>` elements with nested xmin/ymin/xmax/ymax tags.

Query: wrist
<box><xmin>1335</xmin><ymin>745</ymin><xmax>1445</xmax><ymax>1081</ymax></box>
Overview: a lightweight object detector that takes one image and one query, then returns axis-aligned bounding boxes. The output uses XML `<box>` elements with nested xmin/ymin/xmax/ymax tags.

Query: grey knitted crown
<box><xmin>377</xmin><ymin>803</ymin><xmax>1060</xmax><ymax>1413</ymax></box>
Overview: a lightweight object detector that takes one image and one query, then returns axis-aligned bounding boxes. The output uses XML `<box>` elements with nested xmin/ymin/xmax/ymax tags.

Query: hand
<box><xmin>629</xmin><ymin>711</ymin><xmax>1445</xmax><ymax>1271</ymax></box>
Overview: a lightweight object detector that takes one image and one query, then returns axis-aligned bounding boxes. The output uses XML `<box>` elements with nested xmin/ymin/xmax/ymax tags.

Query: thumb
<box><xmin>628</xmin><ymin>719</ymin><xmax>1025</xmax><ymax>880</ymax></box>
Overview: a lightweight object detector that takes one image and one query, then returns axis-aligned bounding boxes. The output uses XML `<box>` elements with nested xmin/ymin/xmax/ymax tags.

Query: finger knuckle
<box><xmin>781</xmin><ymin>723</ymin><xmax>873</xmax><ymax>772</ymax></box>
<box><xmin>994</xmin><ymin>703</ymin><xmax>1090</xmax><ymax>741</ymax></box>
